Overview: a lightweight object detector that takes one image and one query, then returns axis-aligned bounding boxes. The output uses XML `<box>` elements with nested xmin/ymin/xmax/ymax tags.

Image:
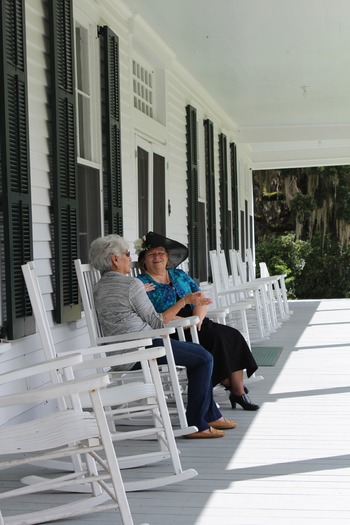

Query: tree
<box><xmin>254</xmin><ymin>166</ymin><xmax>350</xmax><ymax>246</ymax></box>
<box><xmin>253</xmin><ymin>166</ymin><xmax>350</xmax><ymax>298</ymax></box>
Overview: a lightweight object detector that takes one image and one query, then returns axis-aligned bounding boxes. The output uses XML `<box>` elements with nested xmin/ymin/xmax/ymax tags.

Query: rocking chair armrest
<box><xmin>166</xmin><ymin>316</ymin><xmax>200</xmax><ymax>329</ymax></box>
<box><xmin>72</xmin><ymin>346</ymin><xmax>166</xmax><ymax>371</ymax></box>
<box><xmin>264</xmin><ymin>273</ymin><xmax>287</xmax><ymax>280</ymax></box>
<box><xmin>0</xmin><ymin>373</ymin><xmax>110</xmax><ymax>407</ymax></box>
<box><xmin>207</xmin><ymin>308</ymin><xmax>229</xmax><ymax>320</ymax></box>
<box><xmin>0</xmin><ymin>353</ymin><xmax>83</xmax><ymax>385</ymax></box>
<box><xmin>250</xmin><ymin>276</ymin><xmax>279</xmax><ymax>285</ymax></box>
<box><xmin>216</xmin><ymin>282</ymin><xmax>262</xmax><ymax>296</ymax></box>
<box><xmin>216</xmin><ymin>287</ymin><xmax>245</xmax><ymax>297</ymax></box>
<box><xmin>208</xmin><ymin>307</ymin><xmax>229</xmax><ymax>314</ymax></box>
<box><xmin>96</xmin><ymin>326</ymin><xmax>176</xmax><ymax>345</ymax></box>
<box><xmin>82</xmin><ymin>338</ymin><xmax>154</xmax><ymax>355</ymax></box>
<box><xmin>184</xmin><ymin>315</ymin><xmax>200</xmax><ymax>326</ymax></box>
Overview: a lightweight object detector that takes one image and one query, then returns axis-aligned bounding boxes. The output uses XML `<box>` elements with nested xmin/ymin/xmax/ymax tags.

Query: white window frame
<box><xmin>73</xmin><ymin>8</ymin><xmax>104</xmax><ymax>253</ymax></box>
<box><xmin>73</xmin><ymin>10</ymin><xmax>101</xmax><ymax>167</ymax></box>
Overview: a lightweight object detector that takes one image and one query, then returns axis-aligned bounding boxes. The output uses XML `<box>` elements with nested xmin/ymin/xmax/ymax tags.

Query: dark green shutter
<box><xmin>186</xmin><ymin>105</ymin><xmax>199</xmax><ymax>279</ymax></box>
<box><xmin>100</xmin><ymin>26</ymin><xmax>123</xmax><ymax>235</ymax></box>
<box><xmin>230</xmin><ymin>142</ymin><xmax>239</xmax><ymax>249</ymax></box>
<box><xmin>219</xmin><ymin>133</ymin><xmax>232</xmax><ymax>260</ymax></box>
<box><xmin>204</xmin><ymin>119</ymin><xmax>216</xmax><ymax>250</ymax></box>
<box><xmin>49</xmin><ymin>0</ymin><xmax>80</xmax><ymax>323</ymax></box>
<box><xmin>0</xmin><ymin>0</ymin><xmax>34</xmax><ymax>339</ymax></box>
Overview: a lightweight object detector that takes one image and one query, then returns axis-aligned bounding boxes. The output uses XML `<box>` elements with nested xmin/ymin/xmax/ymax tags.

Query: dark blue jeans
<box><xmin>152</xmin><ymin>337</ymin><xmax>222</xmax><ymax>431</ymax></box>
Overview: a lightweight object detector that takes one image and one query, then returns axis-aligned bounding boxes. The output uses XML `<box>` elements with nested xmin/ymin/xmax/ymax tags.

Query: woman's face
<box><xmin>144</xmin><ymin>246</ymin><xmax>168</xmax><ymax>273</ymax></box>
<box><xmin>112</xmin><ymin>249</ymin><xmax>131</xmax><ymax>275</ymax></box>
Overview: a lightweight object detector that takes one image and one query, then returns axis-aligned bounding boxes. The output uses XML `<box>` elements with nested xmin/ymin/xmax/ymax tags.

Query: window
<box><xmin>136</xmin><ymin>137</ymin><xmax>166</xmax><ymax>238</ymax></box>
<box><xmin>75</xmin><ymin>23</ymin><xmax>92</xmax><ymax>161</ymax></box>
<box><xmin>48</xmin><ymin>6</ymin><xmax>122</xmax><ymax>322</ymax></box>
<box><xmin>131</xmin><ymin>44</ymin><xmax>166</xmax><ymax>126</ymax></box>
<box><xmin>78</xmin><ymin>165</ymin><xmax>101</xmax><ymax>263</ymax></box>
<box><xmin>133</xmin><ymin>60</ymin><xmax>154</xmax><ymax>118</ymax></box>
<box><xmin>74</xmin><ymin>16</ymin><xmax>103</xmax><ymax>260</ymax></box>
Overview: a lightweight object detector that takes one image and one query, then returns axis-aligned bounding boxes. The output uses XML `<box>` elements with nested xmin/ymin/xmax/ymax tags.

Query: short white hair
<box><xmin>89</xmin><ymin>234</ymin><xmax>129</xmax><ymax>273</ymax></box>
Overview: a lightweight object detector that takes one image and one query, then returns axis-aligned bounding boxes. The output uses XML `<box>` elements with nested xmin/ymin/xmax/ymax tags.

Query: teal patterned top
<box><xmin>137</xmin><ymin>268</ymin><xmax>200</xmax><ymax>313</ymax></box>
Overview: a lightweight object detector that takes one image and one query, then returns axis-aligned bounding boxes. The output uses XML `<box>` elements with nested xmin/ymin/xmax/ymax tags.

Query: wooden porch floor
<box><xmin>2</xmin><ymin>299</ymin><xmax>350</xmax><ymax>525</ymax></box>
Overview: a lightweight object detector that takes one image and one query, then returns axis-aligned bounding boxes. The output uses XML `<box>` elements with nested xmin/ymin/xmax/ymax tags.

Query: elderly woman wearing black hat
<box><xmin>89</xmin><ymin>233</ymin><xmax>237</xmax><ymax>439</ymax></box>
<box><xmin>136</xmin><ymin>232</ymin><xmax>260</xmax><ymax>411</ymax></box>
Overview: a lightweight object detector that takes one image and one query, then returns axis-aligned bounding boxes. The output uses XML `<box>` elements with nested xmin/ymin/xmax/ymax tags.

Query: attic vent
<box><xmin>132</xmin><ymin>60</ymin><xmax>154</xmax><ymax>118</ymax></box>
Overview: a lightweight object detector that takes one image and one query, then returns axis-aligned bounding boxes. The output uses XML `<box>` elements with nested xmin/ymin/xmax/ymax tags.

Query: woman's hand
<box><xmin>187</xmin><ymin>292</ymin><xmax>211</xmax><ymax>332</ymax></box>
<box><xmin>161</xmin><ymin>291</ymin><xmax>211</xmax><ymax>325</ymax></box>
<box><xmin>144</xmin><ymin>283</ymin><xmax>155</xmax><ymax>292</ymax></box>
<box><xmin>185</xmin><ymin>291</ymin><xmax>212</xmax><ymax>307</ymax></box>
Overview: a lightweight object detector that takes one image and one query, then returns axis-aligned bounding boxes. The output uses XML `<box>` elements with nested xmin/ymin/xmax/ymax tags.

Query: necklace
<box><xmin>146</xmin><ymin>270</ymin><xmax>170</xmax><ymax>284</ymax></box>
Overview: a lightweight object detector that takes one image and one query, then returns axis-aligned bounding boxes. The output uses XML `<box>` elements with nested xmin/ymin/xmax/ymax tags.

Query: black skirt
<box><xmin>173</xmin><ymin>315</ymin><xmax>258</xmax><ymax>387</ymax></box>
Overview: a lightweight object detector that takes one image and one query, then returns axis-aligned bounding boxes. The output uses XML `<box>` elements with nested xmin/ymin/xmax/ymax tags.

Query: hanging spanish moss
<box><xmin>253</xmin><ymin>165</ymin><xmax>350</xmax><ymax>299</ymax></box>
<box><xmin>254</xmin><ymin>165</ymin><xmax>350</xmax><ymax>250</ymax></box>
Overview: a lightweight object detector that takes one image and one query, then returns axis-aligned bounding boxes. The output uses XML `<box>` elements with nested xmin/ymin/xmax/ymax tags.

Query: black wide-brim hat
<box><xmin>138</xmin><ymin>231</ymin><xmax>189</xmax><ymax>268</ymax></box>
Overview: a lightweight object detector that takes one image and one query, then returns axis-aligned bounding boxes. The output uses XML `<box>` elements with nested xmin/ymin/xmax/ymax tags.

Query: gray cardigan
<box><xmin>93</xmin><ymin>271</ymin><xmax>163</xmax><ymax>335</ymax></box>
<box><xmin>93</xmin><ymin>271</ymin><xmax>164</xmax><ymax>370</ymax></box>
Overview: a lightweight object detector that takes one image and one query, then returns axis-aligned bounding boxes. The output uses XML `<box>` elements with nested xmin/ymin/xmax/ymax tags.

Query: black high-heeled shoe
<box><xmin>229</xmin><ymin>392</ymin><xmax>260</xmax><ymax>411</ymax></box>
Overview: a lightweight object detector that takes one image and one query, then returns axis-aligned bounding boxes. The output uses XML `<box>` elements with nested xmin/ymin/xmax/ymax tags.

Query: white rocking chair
<box><xmin>258</xmin><ymin>259</ymin><xmax>291</xmax><ymax>320</ymax></box>
<box><xmin>0</xmin><ymin>353</ymin><xmax>148</xmax><ymax>525</ymax></box>
<box><xmin>208</xmin><ymin>250</ymin><xmax>264</xmax><ymax>384</ymax></box>
<box><xmin>208</xmin><ymin>249</ymin><xmax>253</xmax><ymax>345</ymax></box>
<box><xmin>21</xmin><ymin>261</ymin><xmax>198</xmax><ymax>492</ymax></box>
<box><xmin>227</xmin><ymin>249</ymin><xmax>276</xmax><ymax>337</ymax></box>
<box><xmin>244</xmin><ymin>248</ymin><xmax>286</xmax><ymax>325</ymax></box>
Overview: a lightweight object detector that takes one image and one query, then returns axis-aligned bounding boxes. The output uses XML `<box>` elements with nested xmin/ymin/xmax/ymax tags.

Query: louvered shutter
<box><xmin>219</xmin><ymin>133</ymin><xmax>232</xmax><ymax>262</ymax></box>
<box><xmin>204</xmin><ymin>119</ymin><xmax>216</xmax><ymax>250</ymax></box>
<box><xmin>49</xmin><ymin>0</ymin><xmax>80</xmax><ymax>323</ymax></box>
<box><xmin>0</xmin><ymin>0</ymin><xmax>34</xmax><ymax>339</ymax></box>
<box><xmin>186</xmin><ymin>105</ymin><xmax>199</xmax><ymax>280</ymax></box>
<box><xmin>100</xmin><ymin>26</ymin><xmax>123</xmax><ymax>235</ymax></box>
<box><xmin>230</xmin><ymin>142</ymin><xmax>239</xmax><ymax>249</ymax></box>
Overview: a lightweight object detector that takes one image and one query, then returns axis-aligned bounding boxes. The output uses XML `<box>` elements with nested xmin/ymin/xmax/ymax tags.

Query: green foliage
<box><xmin>255</xmin><ymin>234</ymin><xmax>311</xmax><ymax>299</ymax></box>
<box><xmin>294</xmin><ymin>234</ymin><xmax>350</xmax><ymax>299</ymax></box>
<box><xmin>255</xmin><ymin>233</ymin><xmax>350</xmax><ymax>299</ymax></box>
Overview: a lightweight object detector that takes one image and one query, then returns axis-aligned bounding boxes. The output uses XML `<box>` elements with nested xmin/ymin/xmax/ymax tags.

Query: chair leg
<box><xmin>161</xmin><ymin>335</ymin><xmax>197</xmax><ymax>436</ymax></box>
<box><xmin>89</xmin><ymin>388</ymin><xmax>135</xmax><ymax>525</ymax></box>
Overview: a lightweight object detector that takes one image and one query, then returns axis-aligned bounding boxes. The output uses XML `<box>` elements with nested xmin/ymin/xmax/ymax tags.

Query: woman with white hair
<box><xmin>89</xmin><ymin>234</ymin><xmax>236</xmax><ymax>439</ymax></box>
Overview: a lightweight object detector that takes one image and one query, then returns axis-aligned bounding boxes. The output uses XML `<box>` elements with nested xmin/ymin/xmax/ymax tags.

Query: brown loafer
<box><xmin>208</xmin><ymin>418</ymin><xmax>237</xmax><ymax>430</ymax></box>
<box><xmin>184</xmin><ymin>426</ymin><xmax>225</xmax><ymax>439</ymax></box>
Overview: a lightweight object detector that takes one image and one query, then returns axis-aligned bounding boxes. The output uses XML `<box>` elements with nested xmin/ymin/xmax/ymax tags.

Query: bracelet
<box><xmin>182</xmin><ymin>297</ymin><xmax>186</xmax><ymax>308</ymax></box>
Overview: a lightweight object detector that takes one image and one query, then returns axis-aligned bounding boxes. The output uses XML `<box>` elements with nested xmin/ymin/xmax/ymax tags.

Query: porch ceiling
<box><xmin>124</xmin><ymin>0</ymin><xmax>350</xmax><ymax>169</ymax></box>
